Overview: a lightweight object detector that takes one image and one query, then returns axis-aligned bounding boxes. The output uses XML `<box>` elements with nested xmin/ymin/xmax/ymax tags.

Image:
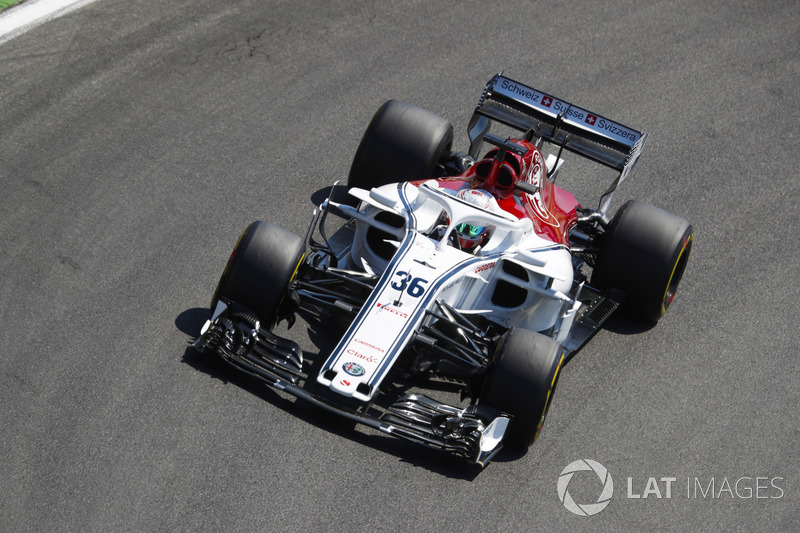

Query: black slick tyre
<box><xmin>347</xmin><ymin>100</ymin><xmax>453</xmax><ymax>191</ymax></box>
<box><xmin>211</xmin><ymin>221</ymin><xmax>305</xmax><ymax>329</ymax></box>
<box><xmin>481</xmin><ymin>328</ymin><xmax>565</xmax><ymax>450</ymax></box>
<box><xmin>591</xmin><ymin>200</ymin><xmax>693</xmax><ymax>324</ymax></box>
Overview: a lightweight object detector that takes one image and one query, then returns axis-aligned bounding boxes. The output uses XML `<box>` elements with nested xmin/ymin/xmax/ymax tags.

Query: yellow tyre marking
<box><xmin>535</xmin><ymin>352</ymin><xmax>565</xmax><ymax>442</ymax></box>
<box><xmin>660</xmin><ymin>233</ymin><xmax>693</xmax><ymax>317</ymax></box>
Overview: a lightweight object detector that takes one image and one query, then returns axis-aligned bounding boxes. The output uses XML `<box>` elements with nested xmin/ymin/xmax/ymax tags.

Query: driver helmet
<box><xmin>455</xmin><ymin>189</ymin><xmax>494</xmax><ymax>251</ymax></box>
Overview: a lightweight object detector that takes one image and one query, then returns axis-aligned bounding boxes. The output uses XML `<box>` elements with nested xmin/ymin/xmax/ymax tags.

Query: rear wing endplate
<box><xmin>468</xmin><ymin>74</ymin><xmax>648</xmax><ymax>213</ymax></box>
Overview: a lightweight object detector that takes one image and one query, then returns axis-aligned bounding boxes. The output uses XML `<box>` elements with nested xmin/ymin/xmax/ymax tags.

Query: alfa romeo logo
<box><xmin>557</xmin><ymin>459</ymin><xmax>614</xmax><ymax>516</ymax></box>
<box><xmin>342</xmin><ymin>361</ymin><xmax>365</xmax><ymax>377</ymax></box>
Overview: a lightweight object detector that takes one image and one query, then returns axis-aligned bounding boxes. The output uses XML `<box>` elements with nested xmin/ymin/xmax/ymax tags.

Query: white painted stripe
<box><xmin>0</xmin><ymin>0</ymin><xmax>99</xmax><ymax>45</ymax></box>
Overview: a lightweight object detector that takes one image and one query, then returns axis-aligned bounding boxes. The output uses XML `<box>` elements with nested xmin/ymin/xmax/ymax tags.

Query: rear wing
<box><xmin>468</xmin><ymin>74</ymin><xmax>648</xmax><ymax>213</ymax></box>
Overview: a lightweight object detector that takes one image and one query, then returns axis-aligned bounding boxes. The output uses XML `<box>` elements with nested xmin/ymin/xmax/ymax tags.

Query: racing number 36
<box><xmin>391</xmin><ymin>272</ymin><xmax>428</xmax><ymax>298</ymax></box>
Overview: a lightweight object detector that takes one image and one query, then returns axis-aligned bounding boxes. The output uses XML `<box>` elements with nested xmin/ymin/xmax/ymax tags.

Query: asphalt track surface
<box><xmin>1</xmin><ymin>1</ymin><xmax>798</xmax><ymax>531</ymax></box>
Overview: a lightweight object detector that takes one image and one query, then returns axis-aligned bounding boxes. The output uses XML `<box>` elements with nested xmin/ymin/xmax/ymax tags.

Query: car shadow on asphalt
<box><xmin>599</xmin><ymin>311</ymin><xmax>657</xmax><ymax>336</ymax></box>
<box><xmin>175</xmin><ymin>306</ymin><xmax>484</xmax><ymax>480</ymax></box>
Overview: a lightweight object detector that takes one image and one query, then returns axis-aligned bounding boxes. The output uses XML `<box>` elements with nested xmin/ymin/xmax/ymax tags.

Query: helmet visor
<box><xmin>456</xmin><ymin>223</ymin><xmax>486</xmax><ymax>238</ymax></box>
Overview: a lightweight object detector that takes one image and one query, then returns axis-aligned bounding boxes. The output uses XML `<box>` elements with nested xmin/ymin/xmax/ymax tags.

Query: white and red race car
<box><xmin>194</xmin><ymin>74</ymin><xmax>693</xmax><ymax>466</ymax></box>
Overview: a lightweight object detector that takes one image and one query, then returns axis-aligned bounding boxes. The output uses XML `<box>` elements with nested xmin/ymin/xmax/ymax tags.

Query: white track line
<box><xmin>0</xmin><ymin>0</ymin><xmax>99</xmax><ymax>45</ymax></box>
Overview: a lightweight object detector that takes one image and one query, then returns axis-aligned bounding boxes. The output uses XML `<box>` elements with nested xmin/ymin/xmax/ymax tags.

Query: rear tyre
<box><xmin>348</xmin><ymin>100</ymin><xmax>453</xmax><ymax>192</ymax></box>
<box><xmin>211</xmin><ymin>221</ymin><xmax>305</xmax><ymax>329</ymax></box>
<box><xmin>481</xmin><ymin>329</ymin><xmax>565</xmax><ymax>450</ymax></box>
<box><xmin>591</xmin><ymin>200</ymin><xmax>693</xmax><ymax>324</ymax></box>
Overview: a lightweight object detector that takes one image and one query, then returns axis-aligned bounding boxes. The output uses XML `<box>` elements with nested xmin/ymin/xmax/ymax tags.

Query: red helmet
<box><xmin>455</xmin><ymin>189</ymin><xmax>494</xmax><ymax>251</ymax></box>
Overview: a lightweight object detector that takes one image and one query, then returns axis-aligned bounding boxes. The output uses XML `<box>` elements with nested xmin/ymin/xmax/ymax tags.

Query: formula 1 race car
<box><xmin>193</xmin><ymin>74</ymin><xmax>693</xmax><ymax>466</ymax></box>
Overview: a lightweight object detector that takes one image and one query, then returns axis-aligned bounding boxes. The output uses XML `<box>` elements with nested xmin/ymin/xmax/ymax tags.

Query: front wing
<box><xmin>195</xmin><ymin>298</ymin><xmax>511</xmax><ymax>466</ymax></box>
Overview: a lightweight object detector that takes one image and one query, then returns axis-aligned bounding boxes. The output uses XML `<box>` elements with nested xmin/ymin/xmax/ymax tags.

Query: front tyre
<box><xmin>480</xmin><ymin>329</ymin><xmax>565</xmax><ymax>450</ymax></box>
<box><xmin>591</xmin><ymin>201</ymin><xmax>693</xmax><ymax>324</ymax></box>
<box><xmin>211</xmin><ymin>221</ymin><xmax>305</xmax><ymax>329</ymax></box>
